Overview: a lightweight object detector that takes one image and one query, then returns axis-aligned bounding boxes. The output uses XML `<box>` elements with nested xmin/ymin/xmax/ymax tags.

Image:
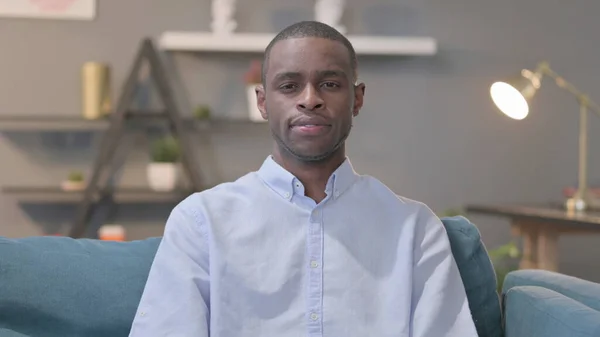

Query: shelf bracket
<box><xmin>68</xmin><ymin>38</ymin><xmax>204</xmax><ymax>238</ymax></box>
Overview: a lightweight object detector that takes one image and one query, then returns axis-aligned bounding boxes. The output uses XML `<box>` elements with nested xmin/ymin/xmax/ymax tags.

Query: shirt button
<box><xmin>313</xmin><ymin>210</ymin><xmax>319</xmax><ymax>217</ymax></box>
<box><xmin>140</xmin><ymin>311</ymin><xmax>146</xmax><ymax>316</ymax></box>
<box><xmin>284</xmin><ymin>192</ymin><xmax>290</xmax><ymax>198</ymax></box>
<box><xmin>310</xmin><ymin>260</ymin><xmax>319</xmax><ymax>268</ymax></box>
<box><xmin>310</xmin><ymin>313</ymin><xmax>319</xmax><ymax>321</ymax></box>
<box><xmin>335</xmin><ymin>191</ymin><xmax>340</xmax><ymax>197</ymax></box>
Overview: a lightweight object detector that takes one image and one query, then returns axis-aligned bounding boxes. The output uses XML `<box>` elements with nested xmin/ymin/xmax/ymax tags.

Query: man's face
<box><xmin>256</xmin><ymin>37</ymin><xmax>365</xmax><ymax>162</ymax></box>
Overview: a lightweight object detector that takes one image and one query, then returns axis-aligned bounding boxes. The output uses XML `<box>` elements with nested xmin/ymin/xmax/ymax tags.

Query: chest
<box><xmin>205</xmin><ymin>202</ymin><xmax>415</xmax><ymax>337</ymax></box>
<box><xmin>207</xmin><ymin>199</ymin><xmax>415</xmax><ymax>288</ymax></box>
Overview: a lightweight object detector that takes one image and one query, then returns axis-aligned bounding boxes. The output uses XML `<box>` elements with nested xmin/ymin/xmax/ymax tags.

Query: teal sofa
<box><xmin>1</xmin><ymin>216</ymin><xmax>599</xmax><ymax>336</ymax></box>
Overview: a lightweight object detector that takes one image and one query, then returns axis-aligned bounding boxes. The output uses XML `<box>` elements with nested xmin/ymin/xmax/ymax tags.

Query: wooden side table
<box><xmin>465</xmin><ymin>204</ymin><xmax>600</xmax><ymax>271</ymax></box>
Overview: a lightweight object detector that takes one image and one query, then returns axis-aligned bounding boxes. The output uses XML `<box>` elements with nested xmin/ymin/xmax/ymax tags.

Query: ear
<box><xmin>256</xmin><ymin>84</ymin><xmax>267</xmax><ymax>120</ymax></box>
<box><xmin>352</xmin><ymin>82</ymin><xmax>365</xmax><ymax>117</ymax></box>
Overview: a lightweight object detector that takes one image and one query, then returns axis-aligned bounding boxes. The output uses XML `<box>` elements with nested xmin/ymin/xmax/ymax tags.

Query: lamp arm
<box><xmin>537</xmin><ymin>63</ymin><xmax>594</xmax><ymax>211</ymax></box>
<box><xmin>540</xmin><ymin>65</ymin><xmax>600</xmax><ymax>116</ymax></box>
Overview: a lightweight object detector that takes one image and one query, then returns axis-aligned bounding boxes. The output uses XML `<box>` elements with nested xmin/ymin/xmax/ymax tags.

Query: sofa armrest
<box><xmin>0</xmin><ymin>329</ymin><xmax>31</xmax><ymax>337</ymax></box>
<box><xmin>504</xmin><ymin>286</ymin><xmax>600</xmax><ymax>337</ymax></box>
<box><xmin>503</xmin><ymin>270</ymin><xmax>600</xmax><ymax>311</ymax></box>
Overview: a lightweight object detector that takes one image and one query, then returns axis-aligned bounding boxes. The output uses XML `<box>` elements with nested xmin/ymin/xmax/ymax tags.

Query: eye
<box><xmin>279</xmin><ymin>83</ymin><xmax>298</xmax><ymax>92</ymax></box>
<box><xmin>321</xmin><ymin>81</ymin><xmax>340</xmax><ymax>89</ymax></box>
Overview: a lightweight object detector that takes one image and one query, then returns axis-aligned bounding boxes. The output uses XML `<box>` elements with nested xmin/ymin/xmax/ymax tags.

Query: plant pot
<box><xmin>61</xmin><ymin>180</ymin><xmax>86</xmax><ymax>191</ymax></box>
<box><xmin>98</xmin><ymin>224</ymin><xmax>125</xmax><ymax>241</ymax></box>
<box><xmin>147</xmin><ymin>162</ymin><xmax>178</xmax><ymax>191</ymax></box>
<box><xmin>246</xmin><ymin>84</ymin><xmax>265</xmax><ymax>122</ymax></box>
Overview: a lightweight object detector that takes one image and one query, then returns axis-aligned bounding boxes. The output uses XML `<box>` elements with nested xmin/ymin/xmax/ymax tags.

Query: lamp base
<box><xmin>565</xmin><ymin>196</ymin><xmax>587</xmax><ymax>212</ymax></box>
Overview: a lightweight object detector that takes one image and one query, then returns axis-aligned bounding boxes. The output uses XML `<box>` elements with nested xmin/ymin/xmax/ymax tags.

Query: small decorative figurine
<box><xmin>211</xmin><ymin>0</ymin><xmax>237</xmax><ymax>35</ymax></box>
<box><xmin>314</xmin><ymin>0</ymin><xmax>346</xmax><ymax>34</ymax></box>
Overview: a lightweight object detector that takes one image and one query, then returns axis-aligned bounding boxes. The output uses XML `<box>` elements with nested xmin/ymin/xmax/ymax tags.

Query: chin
<box><xmin>289</xmin><ymin>146</ymin><xmax>338</xmax><ymax>162</ymax></box>
<box><xmin>293</xmin><ymin>153</ymin><xmax>332</xmax><ymax>162</ymax></box>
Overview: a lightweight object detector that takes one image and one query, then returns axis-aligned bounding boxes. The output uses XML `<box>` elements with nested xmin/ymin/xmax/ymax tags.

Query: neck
<box><xmin>272</xmin><ymin>146</ymin><xmax>346</xmax><ymax>203</ymax></box>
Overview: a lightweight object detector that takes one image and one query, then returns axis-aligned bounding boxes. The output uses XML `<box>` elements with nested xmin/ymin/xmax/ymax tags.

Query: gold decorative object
<box><xmin>490</xmin><ymin>61</ymin><xmax>600</xmax><ymax>212</ymax></box>
<box><xmin>81</xmin><ymin>62</ymin><xmax>111</xmax><ymax>120</ymax></box>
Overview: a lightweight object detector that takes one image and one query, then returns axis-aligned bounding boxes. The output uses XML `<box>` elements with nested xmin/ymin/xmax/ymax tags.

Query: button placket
<box><xmin>307</xmin><ymin>207</ymin><xmax>324</xmax><ymax>334</ymax></box>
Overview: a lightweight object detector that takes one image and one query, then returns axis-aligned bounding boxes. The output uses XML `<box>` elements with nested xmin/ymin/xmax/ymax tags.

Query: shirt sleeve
<box><xmin>129</xmin><ymin>196</ymin><xmax>210</xmax><ymax>337</ymax></box>
<box><xmin>410</xmin><ymin>205</ymin><xmax>478</xmax><ymax>337</ymax></box>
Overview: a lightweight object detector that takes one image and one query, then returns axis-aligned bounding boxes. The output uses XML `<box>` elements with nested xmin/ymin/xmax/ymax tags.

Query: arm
<box><xmin>129</xmin><ymin>196</ymin><xmax>210</xmax><ymax>337</ymax></box>
<box><xmin>410</xmin><ymin>206</ymin><xmax>478</xmax><ymax>337</ymax></box>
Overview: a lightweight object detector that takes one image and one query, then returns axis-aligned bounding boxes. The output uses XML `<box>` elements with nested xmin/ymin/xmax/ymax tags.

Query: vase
<box><xmin>81</xmin><ymin>62</ymin><xmax>111</xmax><ymax>120</ymax></box>
<box><xmin>314</xmin><ymin>0</ymin><xmax>347</xmax><ymax>34</ymax></box>
<box><xmin>147</xmin><ymin>162</ymin><xmax>178</xmax><ymax>191</ymax></box>
<box><xmin>211</xmin><ymin>0</ymin><xmax>237</xmax><ymax>35</ymax></box>
<box><xmin>246</xmin><ymin>84</ymin><xmax>265</xmax><ymax>122</ymax></box>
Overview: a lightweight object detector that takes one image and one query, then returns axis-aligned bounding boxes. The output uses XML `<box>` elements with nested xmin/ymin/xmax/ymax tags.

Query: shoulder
<box><xmin>196</xmin><ymin>171</ymin><xmax>264</xmax><ymax>202</ymax></box>
<box><xmin>355</xmin><ymin>175</ymin><xmax>437</xmax><ymax>217</ymax></box>
<box><xmin>173</xmin><ymin>171</ymin><xmax>265</xmax><ymax>218</ymax></box>
<box><xmin>353</xmin><ymin>174</ymin><xmax>444</xmax><ymax>243</ymax></box>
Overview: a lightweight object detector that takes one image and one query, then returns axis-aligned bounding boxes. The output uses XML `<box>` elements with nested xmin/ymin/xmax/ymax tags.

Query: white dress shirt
<box><xmin>129</xmin><ymin>156</ymin><xmax>478</xmax><ymax>337</ymax></box>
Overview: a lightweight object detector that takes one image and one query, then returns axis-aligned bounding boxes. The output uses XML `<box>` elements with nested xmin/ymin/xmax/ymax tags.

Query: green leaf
<box><xmin>194</xmin><ymin>105</ymin><xmax>211</xmax><ymax>120</ymax></box>
<box><xmin>150</xmin><ymin>136</ymin><xmax>180</xmax><ymax>163</ymax></box>
<box><xmin>67</xmin><ymin>171</ymin><xmax>84</xmax><ymax>182</ymax></box>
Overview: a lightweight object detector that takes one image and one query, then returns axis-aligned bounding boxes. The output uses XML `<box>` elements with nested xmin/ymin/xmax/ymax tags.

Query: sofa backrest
<box><xmin>0</xmin><ymin>216</ymin><xmax>502</xmax><ymax>337</ymax></box>
<box><xmin>443</xmin><ymin>216</ymin><xmax>503</xmax><ymax>337</ymax></box>
<box><xmin>0</xmin><ymin>236</ymin><xmax>161</xmax><ymax>337</ymax></box>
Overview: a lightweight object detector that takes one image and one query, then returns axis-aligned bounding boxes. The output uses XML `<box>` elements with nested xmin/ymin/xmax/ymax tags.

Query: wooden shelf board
<box><xmin>2</xmin><ymin>186</ymin><xmax>193</xmax><ymax>204</ymax></box>
<box><xmin>0</xmin><ymin>115</ymin><xmax>268</xmax><ymax>131</ymax></box>
<box><xmin>158</xmin><ymin>31</ymin><xmax>438</xmax><ymax>56</ymax></box>
<box><xmin>0</xmin><ymin>116</ymin><xmax>109</xmax><ymax>131</ymax></box>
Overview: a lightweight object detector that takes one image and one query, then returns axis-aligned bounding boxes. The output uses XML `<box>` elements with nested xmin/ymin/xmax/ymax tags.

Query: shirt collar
<box><xmin>256</xmin><ymin>155</ymin><xmax>359</xmax><ymax>201</ymax></box>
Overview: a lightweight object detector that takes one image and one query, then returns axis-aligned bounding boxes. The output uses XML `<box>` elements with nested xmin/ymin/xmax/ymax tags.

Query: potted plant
<box><xmin>147</xmin><ymin>136</ymin><xmax>181</xmax><ymax>191</ymax></box>
<box><xmin>61</xmin><ymin>170</ymin><xmax>85</xmax><ymax>191</ymax></box>
<box><xmin>194</xmin><ymin>104</ymin><xmax>211</xmax><ymax>120</ymax></box>
<box><xmin>488</xmin><ymin>241</ymin><xmax>520</xmax><ymax>293</ymax></box>
<box><xmin>243</xmin><ymin>59</ymin><xmax>265</xmax><ymax>122</ymax></box>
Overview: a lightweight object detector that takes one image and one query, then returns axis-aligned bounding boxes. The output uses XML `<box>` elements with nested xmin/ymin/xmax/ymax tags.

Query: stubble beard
<box><xmin>271</xmin><ymin>122</ymin><xmax>353</xmax><ymax>163</ymax></box>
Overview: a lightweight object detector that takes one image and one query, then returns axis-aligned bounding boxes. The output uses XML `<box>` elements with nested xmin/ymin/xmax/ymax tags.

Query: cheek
<box><xmin>266</xmin><ymin>95</ymin><xmax>294</xmax><ymax>115</ymax></box>
<box><xmin>326</xmin><ymin>94</ymin><xmax>353</xmax><ymax>114</ymax></box>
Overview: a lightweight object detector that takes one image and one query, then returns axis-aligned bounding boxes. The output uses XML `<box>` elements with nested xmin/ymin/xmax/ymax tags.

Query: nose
<box><xmin>297</xmin><ymin>84</ymin><xmax>324</xmax><ymax>111</ymax></box>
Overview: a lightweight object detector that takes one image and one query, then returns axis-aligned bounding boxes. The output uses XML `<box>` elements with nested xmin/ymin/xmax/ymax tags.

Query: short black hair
<box><xmin>262</xmin><ymin>21</ymin><xmax>358</xmax><ymax>84</ymax></box>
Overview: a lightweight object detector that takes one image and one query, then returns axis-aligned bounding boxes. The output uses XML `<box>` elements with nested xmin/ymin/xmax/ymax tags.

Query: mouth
<box><xmin>288</xmin><ymin>115</ymin><xmax>332</xmax><ymax>135</ymax></box>
<box><xmin>290</xmin><ymin>123</ymin><xmax>331</xmax><ymax>128</ymax></box>
<box><xmin>289</xmin><ymin>117</ymin><xmax>331</xmax><ymax>127</ymax></box>
<box><xmin>289</xmin><ymin>123</ymin><xmax>331</xmax><ymax>136</ymax></box>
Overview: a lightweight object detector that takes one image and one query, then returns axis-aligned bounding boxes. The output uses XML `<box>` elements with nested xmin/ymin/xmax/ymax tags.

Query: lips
<box><xmin>289</xmin><ymin>117</ymin><xmax>331</xmax><ymax>129</ymax></box>
<box><xmin>289</xmin><ymin>117</ymin><xmax>331</xmax><ymax>136</ymax></box>
<box><xmin>290</xmin><ymin>123</ymin><xmax>330</xmax><ymax>128</ymax></box>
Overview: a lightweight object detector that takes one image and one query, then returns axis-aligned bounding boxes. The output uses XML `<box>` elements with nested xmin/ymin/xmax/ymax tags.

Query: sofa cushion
<box><xmin>503</xmin><ymin>269</ymin><xmax>600</xmax><ymax>312</ymax></box>
<box><xmin>504</xmin><ymin>285</ymin><xmax>600</xmax><ymax>337</ymax></box>
<box><xmin>0</xmin><ymin>236</ymin><xmax>161</xmax><ymax>337</ymax></box>
<box><xmin>442</xmin><ymin>216</ymin><xmax>503</xmax><ymax>337</ymax></box>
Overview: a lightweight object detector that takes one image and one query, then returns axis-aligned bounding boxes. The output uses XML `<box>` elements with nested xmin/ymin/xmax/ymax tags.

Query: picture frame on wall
<box><xmin>0</xmin><ymin>0</ymin><xmax>96</xmax><ymax>21</ymax></box>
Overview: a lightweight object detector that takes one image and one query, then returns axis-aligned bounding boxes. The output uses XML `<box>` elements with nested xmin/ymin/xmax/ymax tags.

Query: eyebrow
<box><xmin>272</xmin><ymin>70</ymin><xmax>347</xmax><ymax>82</ymax></box>
<box><xmin>316</xmin><ymin>70</ymin><xmax>347</xmax><ymax>79</ymax></box>
<box><xmin>273</xmin><ymin>72</ymin><xmax>302</xmax><ymax>82</ymax></box>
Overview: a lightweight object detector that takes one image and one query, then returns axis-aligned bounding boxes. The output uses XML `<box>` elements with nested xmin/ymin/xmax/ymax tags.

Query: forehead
<box><xmin>266</xmin><ymin>37</ymin><xmax>352</xmax><ymax>78</ymax></box>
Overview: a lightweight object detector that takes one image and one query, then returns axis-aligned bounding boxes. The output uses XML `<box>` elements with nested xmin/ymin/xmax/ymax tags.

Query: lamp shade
<box><xmin>490</xmin><ymin>69</ymin><xmax>541</xmax><ymax>120</ymax></box>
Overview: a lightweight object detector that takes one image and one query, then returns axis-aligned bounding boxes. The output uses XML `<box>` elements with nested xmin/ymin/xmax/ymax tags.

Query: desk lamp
<box><xmin>490</xmin><ymin>62</ymin><xmax>600</xmax><ymax>212</ymax></box>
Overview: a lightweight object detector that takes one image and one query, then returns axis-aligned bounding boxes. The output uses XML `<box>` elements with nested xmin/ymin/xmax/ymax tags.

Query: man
<box><xmin>129</xmin><ymin>21</ymin><xmax>478</xmax><ymax>337</ymax></box>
